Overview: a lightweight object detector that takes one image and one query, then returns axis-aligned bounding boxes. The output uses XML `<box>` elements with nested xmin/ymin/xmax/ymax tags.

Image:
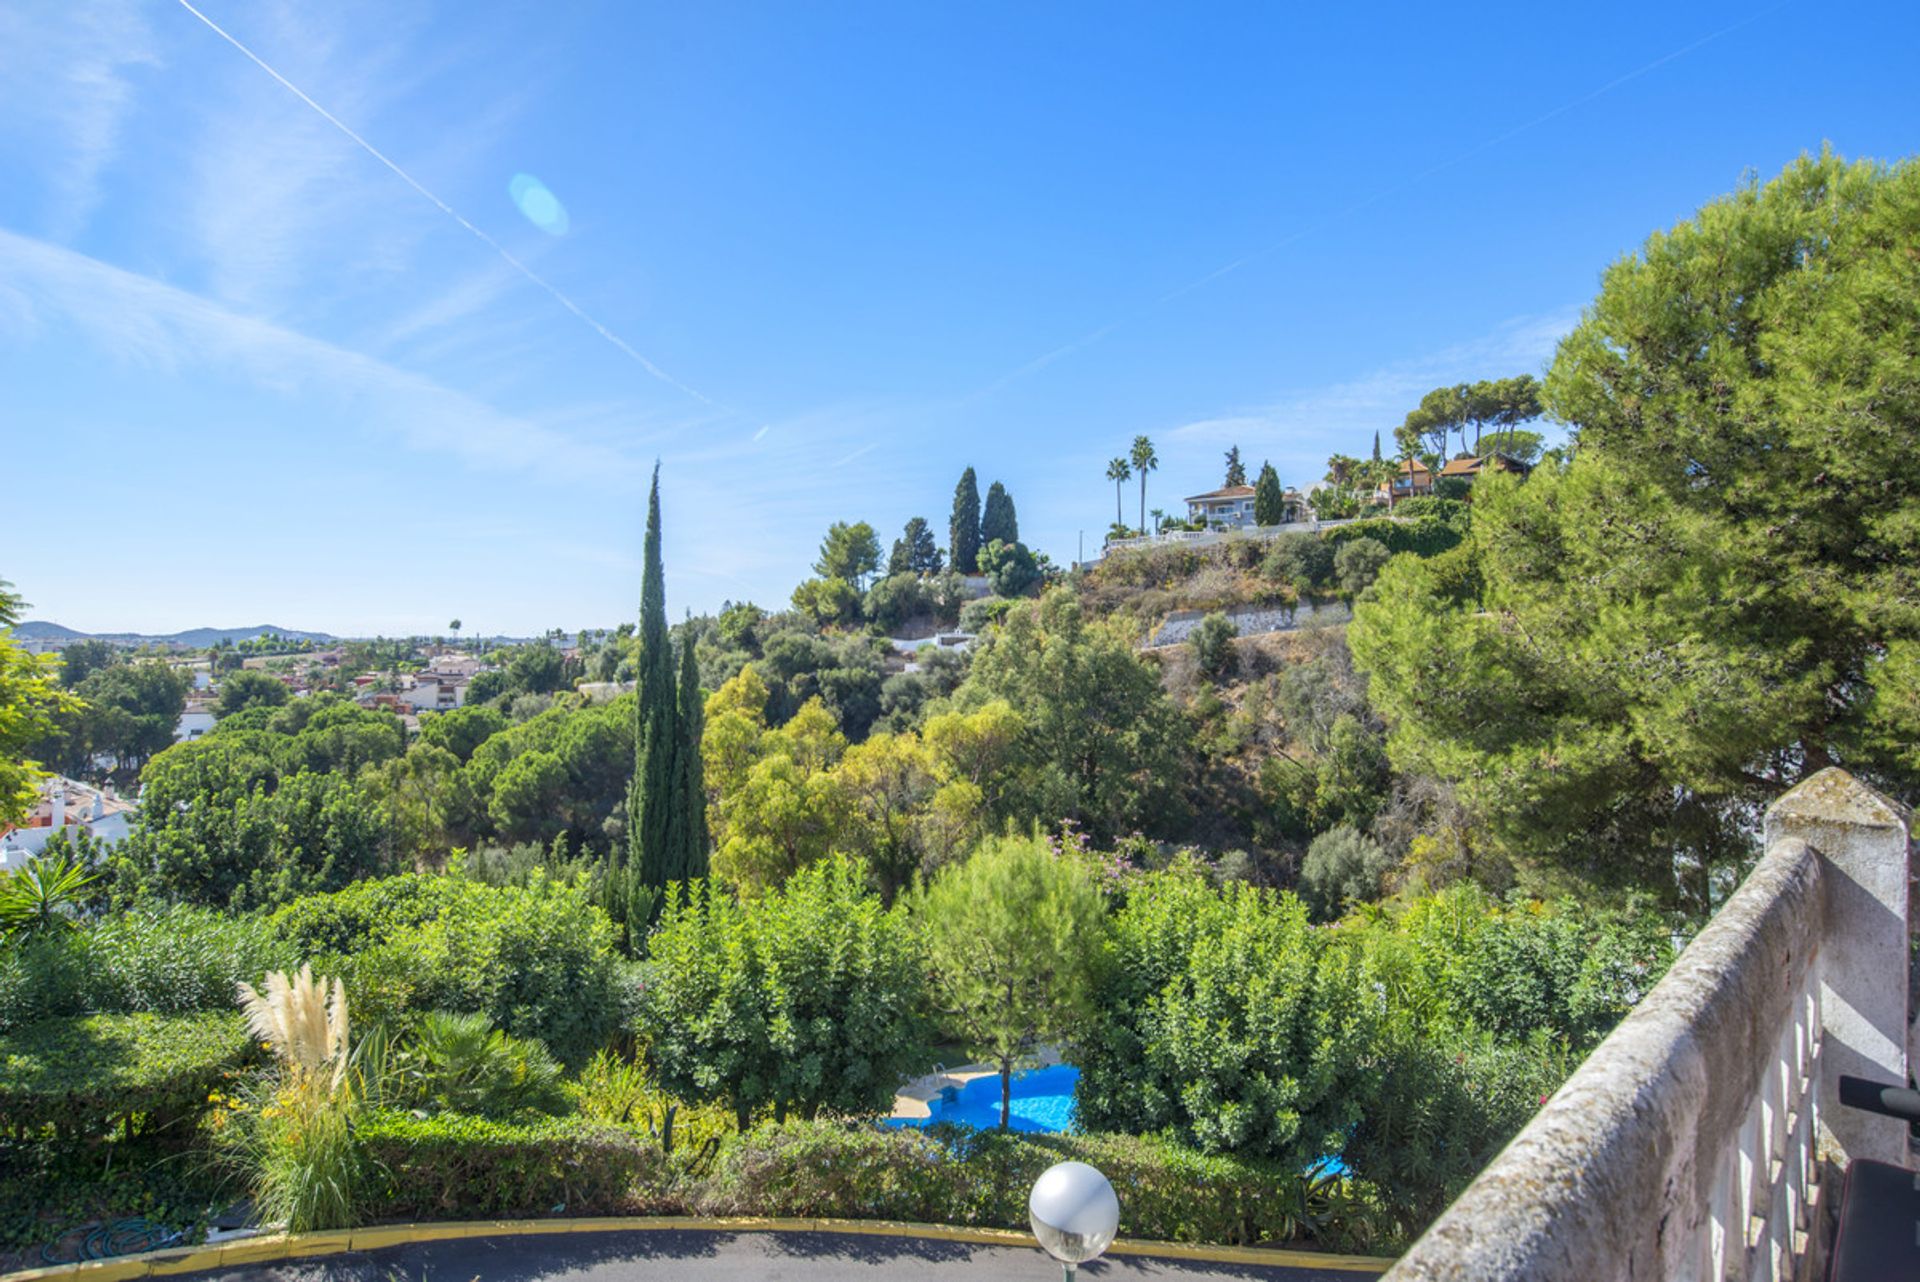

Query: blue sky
<box><xmin>2</xmin><ymin>0</ymin><xmax>1915</xmax><ymax>637</ymax></box>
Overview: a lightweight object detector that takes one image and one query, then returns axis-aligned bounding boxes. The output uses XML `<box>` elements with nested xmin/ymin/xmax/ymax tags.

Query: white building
<box><xmin>398</xmin><ymin>671</ymin><xmax>471</xmax><ymax>713</ymax></box>
<box><xmin>0</xmin><ymin>777</ymin><xmax>136</xmax><ymax>873</ymax></box>
<box><xmin>175</xmin><ymin>697</ymin><xmax>217</xmax><ymax>742</ymax></box>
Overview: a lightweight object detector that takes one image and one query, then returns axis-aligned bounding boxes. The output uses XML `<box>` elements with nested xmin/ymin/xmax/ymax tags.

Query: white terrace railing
<box><xmin>1098</xmin><ymin>515</ymin><xmax>1374</xmax><ymax>555</ymax></box>
<box><xmin>1385</xmin><ymin>768</ymin><xmax>1912</xmax><ymax>1282</ymax></box>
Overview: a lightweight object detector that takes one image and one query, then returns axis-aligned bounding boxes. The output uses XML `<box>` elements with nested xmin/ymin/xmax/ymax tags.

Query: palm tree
<box><xmin>1130</xmin><ymin>435</ymin><xmax>1157</xmax><ymax>534</ymax></box>
<box><xmin>1150</xmin><ymin>507</ymin><xmax>1166</xmax><ymax>535</ymax></box>
<box><xmin>1105</xmin><ymin>457</ymin><xmax>1131</xmax><ymax>530</ymax></box>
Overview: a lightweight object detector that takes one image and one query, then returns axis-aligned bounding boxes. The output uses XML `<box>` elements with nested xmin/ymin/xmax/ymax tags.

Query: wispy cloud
<box><xmin>1167</xmin><ymin>310</ymin><xmax>1578</xmax><ymax>458</ymax></box>
<box><xmin>0</xmin><ymin>226</ymin><xmax>651</xmax><ymax>486</ymax></box>
<box><xmin>0</xmin><ymin>2</ymin><xmax>159</xmax><ymax>239</ymax></box>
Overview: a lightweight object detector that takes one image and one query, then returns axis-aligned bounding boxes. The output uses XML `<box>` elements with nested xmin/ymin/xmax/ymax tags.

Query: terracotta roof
<box><xmin>1183</xmin><ymin>484</ymin><xmax>1258</xmax><ymax>503</ymax></box>
<box><xmin>1439</xmin><ymin>456</ymin><xmax>1484</xmax><ymax>477</ymax></box>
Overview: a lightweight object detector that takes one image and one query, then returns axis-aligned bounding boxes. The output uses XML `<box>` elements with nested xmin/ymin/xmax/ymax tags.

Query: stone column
<box><xmin>1764</xmin><ymin>767</ymin><xmax>1912</xmax><ymax>1169</ymax></box>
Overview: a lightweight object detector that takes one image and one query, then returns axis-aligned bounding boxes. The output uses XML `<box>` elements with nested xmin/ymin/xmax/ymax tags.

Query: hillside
<box><xmin>11</xmin><ymin>621</ymin><xmax>338</xmax><ymax>646</ymax></box>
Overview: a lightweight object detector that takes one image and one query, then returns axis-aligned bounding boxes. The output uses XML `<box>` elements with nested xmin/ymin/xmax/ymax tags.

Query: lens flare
<box><xmin>508</xmin><ymin>173</ymin><xmax>569</xmax><ymax>235</ymax></box>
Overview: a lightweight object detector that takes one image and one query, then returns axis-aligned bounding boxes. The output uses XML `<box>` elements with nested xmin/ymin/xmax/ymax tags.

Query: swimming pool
<box><xmin>892</xmin><ymin>1063</ymin><xmax>1080</xmax><ymax>1133</ymax></box>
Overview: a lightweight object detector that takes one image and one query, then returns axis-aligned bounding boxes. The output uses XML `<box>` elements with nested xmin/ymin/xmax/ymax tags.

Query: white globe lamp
<box><xmin>1028</xmin><ymin>1160</ymin><xmax>1120</xmax><ymax>1280</ymax></box>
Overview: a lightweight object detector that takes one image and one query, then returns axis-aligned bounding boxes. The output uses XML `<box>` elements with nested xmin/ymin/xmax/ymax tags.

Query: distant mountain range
<box><xmin>12</xmin><ymin>621</ymin><xmax>339</xmax><ymax>647</ymax></box>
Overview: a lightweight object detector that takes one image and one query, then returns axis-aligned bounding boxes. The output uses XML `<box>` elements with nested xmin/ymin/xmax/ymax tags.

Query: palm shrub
<box><xmin>398</xmin><ymin>1011</ymin><xmax>567</xmax><ymax>1118</ymax></box>
<box><xmin>0</xmin><ymin>847</ymin><xmax>98</xmax><ymax>937</ymax></box>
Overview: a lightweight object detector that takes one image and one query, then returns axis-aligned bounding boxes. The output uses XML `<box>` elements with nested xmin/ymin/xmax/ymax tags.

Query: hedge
<box><xmin>356</xmin><ymin>1110</ymin><xmax>679</xmax><ymax>1218</ymax></box>
<box><xmin>0</xmin><ymin>1012</ymin><xmax>253</xmax><ymax>1139</ymax></box>
<box><xmin>348</xmin><ymin>1114</ymin><xmax>1376</xmax><ymax>1251</ymax></box>
<box><xmin>697</xmin><ymin>1122</ymin><xmax>1379</xmax><ymax>1250</ymax></box>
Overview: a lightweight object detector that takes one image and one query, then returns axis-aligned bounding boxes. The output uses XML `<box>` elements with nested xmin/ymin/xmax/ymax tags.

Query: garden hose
<box><xmin>40</xmin><ymin>1217</ymin><xmax>185</xmax><ymax>1265</ymax></box>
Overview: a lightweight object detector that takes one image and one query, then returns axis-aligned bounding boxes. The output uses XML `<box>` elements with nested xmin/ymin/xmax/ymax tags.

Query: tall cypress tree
<box><xmin>1254</xmin><ymin>462</ymin><xmax>1286</xmax><ymax>526</ymax></box>
<box><xmin>981</xmin><ymin>480</ymin><xmax>1018</xmax><ymax>548</ymax></box>
<box><xmin>672</xmin><ymin>629</ymin><xmax>708</xmax><ymax>878</ymax></box>
<box><xmin>950</xmin><ymin>467</ymin><xmax>982</xmax><ymax>574</ymax></box>
<box><xmin>627</xmin><ymin>466</ymin><xmax>678</xmax><ymax>894</ymax></box>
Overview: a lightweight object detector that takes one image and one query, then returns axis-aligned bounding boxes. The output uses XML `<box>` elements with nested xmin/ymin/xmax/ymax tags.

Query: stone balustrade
<box><xmin>1384</xmin><ymin>768</ymin><xmax>1910</xmax><ymax>1282</ymax></box>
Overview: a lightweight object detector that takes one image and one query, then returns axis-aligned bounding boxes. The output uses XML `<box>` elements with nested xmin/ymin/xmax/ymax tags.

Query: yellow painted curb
<box><xmin>3</xmin><ymin>1215</ymin><xmax>1394</xmax><ymax>1279</ymax></box>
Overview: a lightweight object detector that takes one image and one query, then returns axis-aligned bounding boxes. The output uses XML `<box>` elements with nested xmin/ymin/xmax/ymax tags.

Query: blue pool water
<box><xmin>892</xmin><ymin>1064</ymin><xmax>1081</xmax><ymax>1133</ymax></box>
<box><xmin>888</xmin><ymin>1065</ymin><xmax>1355</xmax><ymax>1178</ymax></box>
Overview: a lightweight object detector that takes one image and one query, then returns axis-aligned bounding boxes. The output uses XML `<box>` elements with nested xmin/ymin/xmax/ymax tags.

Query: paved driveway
<box><xmin>190</xmin><ymin>1229</ymin><xmax>1383</xmax><ymax>1281</ymax></box>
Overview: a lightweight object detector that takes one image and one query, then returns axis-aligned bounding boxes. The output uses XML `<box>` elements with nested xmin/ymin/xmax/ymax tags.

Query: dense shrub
<box><xmin>1191</xmin><ymin>612</ymin><xmax>1239</xmax><ymax>679</ymax></box>
<box><xmin>1350</xmin><ymin>884</ymin><xmax>1671</xmax><ymax>1047</ymax></box>
<box><xmin>0</xmin><ymin>1012</ymin><xmax>251</xmax><ymax>1139</ymax></box>
<box><xmin>979</xmin><ymin>540</ymin><xmax>1040</xmax><ymax>598</ymax></box>
<box><xmin>957</xmin><ymin>596</ymin><xmax>1014</xmax><ymax>633</ymax></box>
<box><xmin>1325</xmin><ymin>514</ymin><xmax>1463</xmax><ymax>559</ymax></box>
<box><xmin>1334</xmin><ymin>538</ymin><xmax>1392</xmax><ymax>596</ymax></box>
<box><xmin>700</xmin><ymin>1122</ymin><xmax>1377</xmax><ymax>1249</ymax></box>
<box><xmin>1300</xmin><ymin>825</ymin><xmax>1395</xmax><ymax>918</ymax></box>
<box><xmin>0</xmin><ymin>906</ymin><xmax>290</xmax><ymax>1032</ymax></box>
<box><xmin>1385</xmin><ymin>496</ymin><xmax>1467</xmax><ymax>523</ymax></box>
<box><xmin>1342</xmin><ymin>1020</ymin><xmax>1562</xmax><ymax>1236</ymax></box>
<box><xmin>270</xmin><ymin>873</ymin><xmax>623</xmax><ymax>1066</ymax></box>
<box><xmin>1261</xmin><ymin>533</ymin><xmax>1335</xmax><ymax>592</ymax></box>
<box><xmin>639</xmin><ymin>856</ymin><xmax>927</xmax><ymax>1125</ymax></box>
<box><xmin>357</xmin><ymin>1110</ymin><xmax>678</xmax><ymax>1218</ymax></box>
<box><xmin>1079</xmin><ymin>871</ymin><xmax>1377</xmax><ymax>1167</ymax></box>
<box><xmin>863</xmin><ymin>573</ymin><xmax>934</xmax><ymax>633</ymax></box>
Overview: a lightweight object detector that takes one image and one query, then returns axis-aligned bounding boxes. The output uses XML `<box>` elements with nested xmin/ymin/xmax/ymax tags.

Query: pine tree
<box><xmin>1224</xmin><ymin>446</ymin><xmax>1247</xmax><ymax>487</ymax></box>
<box><xmin>890</xmin><ymin>516</ymin><xmax>942</xmax><ymax>575</ymax></box>
<box><xmin>1254</xmin><ymin>462</ymin><xmax>1286</xmax><ymax>526</ymax></box>
<box><xmin>981</xmin><ymin>481</ymin><xmax>1019</xmax><ymax>548</ymax></box>
<box><xmin>627</xmin><ymin>466</ymin><xmax>679</xmax><ymax>897</ymax></box>
<box><xmin>1372</xmin><ymin>430</ymin><xmax>1382</xmax><ymax>462</ymax></box>
<box><xmin>950</xmin><ymin>467</ymin><xmax>982</xmax><ymax>574</ymax></box>
<box><xmin>674</xmin><ymin>628</ymin><xmax>708</xmax><ymax>878</ymax></box>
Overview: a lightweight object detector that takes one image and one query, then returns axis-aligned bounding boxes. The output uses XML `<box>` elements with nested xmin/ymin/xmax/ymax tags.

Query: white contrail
<box><xmin>971</xmin><ymin>0</ymin><xmax>1795</xmax><ymax>400</ymax></box>
<box><xmin>174</xmin><ymin>0</ymin><xmax>720</xmax><ymax>409</ymax></box>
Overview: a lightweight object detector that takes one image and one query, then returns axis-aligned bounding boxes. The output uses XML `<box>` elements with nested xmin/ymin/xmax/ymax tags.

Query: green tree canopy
<box><xmin>0</xmin><ymin>580</ymin><xmax>74</xmax><ymax>825</ymax></box>
<box><xmin>954</xmin><ymin>590</ymin><xmax>1182</xmax><ymax>839</ymax></box>
<box><xmin>1253</xmin><ymin>462</ymin><xmax>1286</xmax><ymax>526</ymax></box>
<box><xmin>981</xmin><ymin>481</ymin><xmax>1019</xmax><ymax>548</ymax></box>
<box><xmin>75</xmin><ymin>661</ymin><xmax>191</xmax><ymax>775</ymax></box>
<box><xmin>1223</xmin><ymin>445</ymin><xmax>1247</xmax><ymax>488</ymax></box>
<box><xmin>1355</xmin><ymin>151</ymin><xmax>1920</xmax><ymax>905</ymax></box>
<box><xmin>949</xmin><ymin>468</ymin><xmax>982</xmax><ymax>574</ymax></box>
<box><xmin>888</xmin><ymin>516</ymin><xmax>943</xmax><ymax>576</ymax></box>
<box><xmin>978</xmin><ymin>539</ymin><xmax>1039</xmax><ymax>598</ymax></box>
<box><xmin>214</xmin><ymin>669</ymin><xmax>290</xmax><ymax>719</ymax></box>
<box><xmin>814</xmin><ymin>521</ymin><xmax>882</xmax><ymax>591</ymax></box>
<box><xmin>918</xmin><ymin>835</ymin><xmax>1105</xmax><ymax>1127</ymax></box>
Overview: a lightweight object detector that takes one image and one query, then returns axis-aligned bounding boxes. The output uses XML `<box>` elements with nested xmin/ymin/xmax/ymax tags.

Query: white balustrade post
<box><xmin>1764</xmin><ymin>768</ymin><xmax>1911</xmax><ymax>1170</ymax></box>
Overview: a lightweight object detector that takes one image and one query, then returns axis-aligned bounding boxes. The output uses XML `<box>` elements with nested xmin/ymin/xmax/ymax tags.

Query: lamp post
<box><xmin>1028</xmin><ymin>1160</ymin><xmax>1119</xmax><ymax>1281</ymax></box>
